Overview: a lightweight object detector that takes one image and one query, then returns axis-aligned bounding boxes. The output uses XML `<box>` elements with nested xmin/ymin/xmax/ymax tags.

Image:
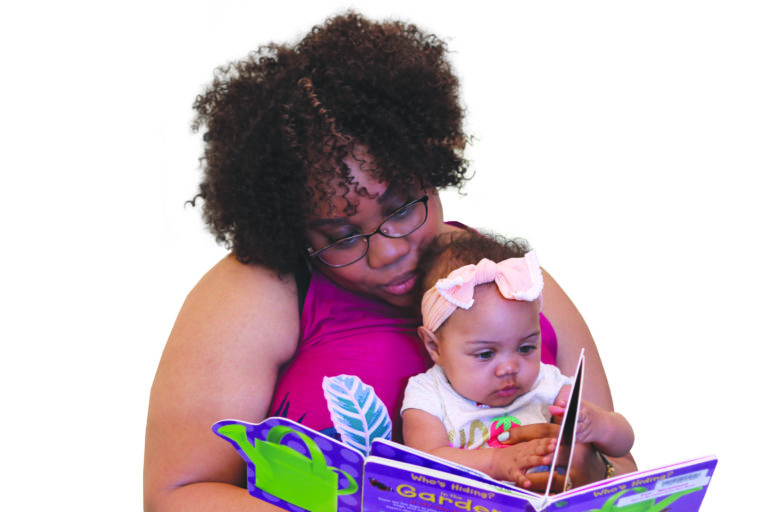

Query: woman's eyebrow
<box><xmin>375</xmin><ymin>183</ymin><xmax>399</xmax><ymax>205</ymax></box>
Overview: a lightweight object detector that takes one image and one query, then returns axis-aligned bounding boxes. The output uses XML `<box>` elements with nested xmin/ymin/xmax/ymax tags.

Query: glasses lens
<box><xmin>318</xmin><ymin>236</ymin><xmax>368</xmax><ymax>267</ymax></box>
<box><xmin>379</xmin><ymin>198</ymin><xmax>428</xmax><ymax>237</ymax></box>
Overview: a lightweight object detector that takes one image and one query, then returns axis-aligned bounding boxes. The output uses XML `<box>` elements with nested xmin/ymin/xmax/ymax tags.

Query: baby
<box><xmin>401</xmin><ymin>231</ymin><xmax>633</xmax><ymax>488</ymax></box>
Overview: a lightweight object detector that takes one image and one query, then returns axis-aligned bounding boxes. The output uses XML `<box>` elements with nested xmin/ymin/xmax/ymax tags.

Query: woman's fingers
<box><xmin>524</xmin><ymin>470</ymin><xmax>567</xmax><ymax>494</ymax></box>
<box><xmin>500</xmin><ymin>423</ymin><xmax>560</xmax><ymax>445</ymax></box>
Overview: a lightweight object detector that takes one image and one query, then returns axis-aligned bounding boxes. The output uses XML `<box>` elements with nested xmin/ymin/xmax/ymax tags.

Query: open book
<box><xmin>213</xmin><ymin>353</ymin><xmax>717</xmax><ymax>512</ymax></box>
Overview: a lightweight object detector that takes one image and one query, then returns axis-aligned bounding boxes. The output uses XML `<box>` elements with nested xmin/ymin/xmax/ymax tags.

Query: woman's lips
<box><xmin>381</xmin><ymin>272</ymin><xmax>418</xmax><ymax>296</ymax></box>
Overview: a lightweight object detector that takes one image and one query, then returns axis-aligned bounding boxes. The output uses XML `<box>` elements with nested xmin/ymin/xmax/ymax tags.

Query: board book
<box><xmin>213</xmin><ymin>353</ymin><xmax>717</xmax><ymax>512</ymax></box>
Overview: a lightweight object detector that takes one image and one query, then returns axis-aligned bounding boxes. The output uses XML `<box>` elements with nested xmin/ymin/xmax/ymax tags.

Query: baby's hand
<box><xmin>549</xmin><ymin>385</ymin><xmax>571</xmax><ymax>425</ymax></box>
<box><xmin>549</xmin><ymin>389</ymin><xmax>634</xmax><ymax>458</ymax></box>
<box><xmin>548</xmin><ymin>398</ymin><xmax>568</xmax><ymax>419</ymax></box>
<box><xmin>548</xmin><ymin>400</ymin><xmax>603</xmax><ymax>445</ymax></box>
<box><xmin>493</xmin><ymin>437</ymin><xmax>556</xmax><ymax>488</ymax></box>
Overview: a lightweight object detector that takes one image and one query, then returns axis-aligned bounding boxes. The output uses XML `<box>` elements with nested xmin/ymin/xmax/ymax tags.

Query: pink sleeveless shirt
<box><xmin>269</xmin><ymin>272</ymin><xmax>559</xmax><ymax>442</ymax></box>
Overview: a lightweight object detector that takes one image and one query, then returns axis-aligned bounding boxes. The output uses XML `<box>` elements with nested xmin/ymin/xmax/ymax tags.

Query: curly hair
<box><xmin>418</xmin><ymin>230</ymin><xmax>532</xmax><ymax>295</ymax></box>
<box><xmin>190</xmin><ymin>11</ymin><xmax>471</xmax><ymax>274</ymax></box>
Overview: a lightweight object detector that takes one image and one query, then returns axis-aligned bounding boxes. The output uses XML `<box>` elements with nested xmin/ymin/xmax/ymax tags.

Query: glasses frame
<box><xmin>306</xmin><ymin>195</ymin><xmax>430</xmax><ymax>268</ymax></box>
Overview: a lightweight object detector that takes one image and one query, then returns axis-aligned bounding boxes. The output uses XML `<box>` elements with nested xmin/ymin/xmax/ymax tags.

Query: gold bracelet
<box><xmin>598</xmin><ymin>451</ymin><xmax>615</xmax><ymax>479</ymax></box>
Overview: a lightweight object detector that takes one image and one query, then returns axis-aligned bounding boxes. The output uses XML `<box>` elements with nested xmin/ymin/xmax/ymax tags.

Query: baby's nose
<box><xmin>495</xmin><ymin>358</ymin><xmax>519</xmax><ymax>377</ymax></box>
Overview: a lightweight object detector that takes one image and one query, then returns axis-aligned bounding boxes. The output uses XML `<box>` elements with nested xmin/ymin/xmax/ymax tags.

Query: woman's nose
<box><xmin>366</xmin><ymin>234</ymin><xmax>410</xmax><ymax>269</ymax></box>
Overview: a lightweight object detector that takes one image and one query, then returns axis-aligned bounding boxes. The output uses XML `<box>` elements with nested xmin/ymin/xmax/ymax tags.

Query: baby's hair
<box><xmin>419</xmin><ymin>230</ymin><xmax>532</xmax><ymax>295</ymax></box>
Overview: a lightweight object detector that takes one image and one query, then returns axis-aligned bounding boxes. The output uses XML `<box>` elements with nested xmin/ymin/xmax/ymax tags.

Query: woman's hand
<box><xmin>498</xmin><ymin>422</ymin><xmax>606</xmax><ymax>493</ymax></box>
<box><xmin>498</xmin><ymin>423</ymin><xmax>560</xmax><ymax>446</ymax></box>
<box><xmin>498</xmin><ymin>422</ymin><xmax>628</xmax><ymax>491</ymax></box>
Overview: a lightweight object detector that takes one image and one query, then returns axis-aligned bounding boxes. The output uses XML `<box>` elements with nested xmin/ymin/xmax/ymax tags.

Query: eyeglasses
<box><xmin>307</xmin><ymin>195</ymin><xmax>429</xmax><ymax>268</ymax></box>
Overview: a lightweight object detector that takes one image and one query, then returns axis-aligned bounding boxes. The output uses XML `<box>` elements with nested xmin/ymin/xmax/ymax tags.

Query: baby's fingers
<box><xmin>548</xmin><ymin>405</ymin><xmax>566</xmax><ymax>417</ymax></box>
<box><xmin>532</xmin><ymin>437</ymin><xmax>557</xmax><ymax>455</ymax></box>
<box><xmin>517</xmin><ymin>449</ymin><xmax>553</xmax><ymax>470</ymax></box>
<box><xmin>509</xmin><ymin>469</ymin><xmax>531</xmax><ymax>489</ymax></box>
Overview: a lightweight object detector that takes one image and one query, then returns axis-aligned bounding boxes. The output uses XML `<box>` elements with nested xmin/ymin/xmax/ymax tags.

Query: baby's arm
<box><xmin>550</xmin><ymin>386</ymin><xmax>634</xmax><ymax>458</ymax></box>
<box><xmin>402</xmin><ymin>408</ymin><xmax>556</xmax><ymax>488</ymax></box>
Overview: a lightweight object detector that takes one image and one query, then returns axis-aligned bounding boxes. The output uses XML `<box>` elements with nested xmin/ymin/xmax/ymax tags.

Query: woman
<box><xmin>143</xmin><ymin>12</ymin><xmax>636</xmax><ymax>511</ymax></box>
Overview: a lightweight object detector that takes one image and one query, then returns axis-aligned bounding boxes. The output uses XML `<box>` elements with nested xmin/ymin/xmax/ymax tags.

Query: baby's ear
<box><xmin>417</xmin><ymin>326</ymin><xmax>441</xmax><ymax>363</ymax></box>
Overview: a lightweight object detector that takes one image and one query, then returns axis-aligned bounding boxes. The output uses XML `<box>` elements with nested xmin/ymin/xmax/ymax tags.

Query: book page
<box><xmin>543</xmin><ymin>349</ymin><xmax>584</xmax><ymax>497</ymax></box>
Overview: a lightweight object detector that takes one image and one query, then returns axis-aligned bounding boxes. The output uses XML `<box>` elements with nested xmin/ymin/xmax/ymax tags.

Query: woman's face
<box><xmin>304</xmin><ymin>151</ymin><xmax>446</xmax><ymax>309</ymax></box>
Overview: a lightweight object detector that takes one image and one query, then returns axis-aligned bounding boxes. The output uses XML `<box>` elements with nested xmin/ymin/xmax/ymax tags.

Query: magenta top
<box><xmin>269</xmin><ymin>271</ymin><xmax>559</xmax><ymax>442</ymax></box>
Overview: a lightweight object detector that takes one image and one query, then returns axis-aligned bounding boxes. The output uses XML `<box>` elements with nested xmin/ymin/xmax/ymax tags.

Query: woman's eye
<box><xmin>385</xmin><ymin>197</ymin><xmax>418</xmax><ymax>218</ymax></box>
<box><xmin>332</xmin><ymin>235</ymin><xmax>362</xmax><ymax>248</ymax></box>
<box><xmin>389</xmin><ymin>206</ymin><xmax>413</xmax><ymax>219</ymax></box>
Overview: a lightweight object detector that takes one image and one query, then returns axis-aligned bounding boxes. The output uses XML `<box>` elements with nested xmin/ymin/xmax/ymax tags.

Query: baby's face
<box><xmin>434</xmin><ymin>286</ymin><xmax>541</xmax><ymax>408</ymax></box>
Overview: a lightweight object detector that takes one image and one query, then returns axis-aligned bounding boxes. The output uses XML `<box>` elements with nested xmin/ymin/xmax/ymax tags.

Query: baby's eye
<box><xmin>518</xmin><ymin>344</ymin><xmax>537</xmax><ymax>355</ymax></box>
<box><xmin>476</xmin><ymin>350</ymin><xmax>494</xmax><ymax>360</ymax></box>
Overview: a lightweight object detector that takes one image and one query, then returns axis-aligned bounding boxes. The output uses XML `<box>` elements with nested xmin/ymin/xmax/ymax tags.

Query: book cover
<box><xmin>212</xmin><ymin>359</ymin><xmax>717</xmax><ymax>512</ymax></box>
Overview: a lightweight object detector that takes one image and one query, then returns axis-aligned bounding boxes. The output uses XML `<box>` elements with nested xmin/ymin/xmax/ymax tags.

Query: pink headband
<box><xmin>421</xmin><ymin>252</ymin><xmax>544</xmax><ymax>332</ymax></box>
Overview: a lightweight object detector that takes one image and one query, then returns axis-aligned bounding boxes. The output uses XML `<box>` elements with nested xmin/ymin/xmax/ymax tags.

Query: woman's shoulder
<box><xmin>193</xmin><ymin>254</ymin><xmax>298</xmax><ymax>306</ymax></box>
<box><xmin>199</xmin><ymin>252</ymin><xmax>296</xmax><ymax>288</ymax></box>
<box><xmin>173</xmin><ymin>254</ymin><xmax>301</xmax><ymax>361</ymax></box>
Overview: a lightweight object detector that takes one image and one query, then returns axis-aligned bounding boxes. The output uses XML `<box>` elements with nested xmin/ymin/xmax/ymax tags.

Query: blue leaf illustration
<box><xmin>322</xmin><ymin>375</ymin><xmax>392</xmax><ymax>456</ymax></box>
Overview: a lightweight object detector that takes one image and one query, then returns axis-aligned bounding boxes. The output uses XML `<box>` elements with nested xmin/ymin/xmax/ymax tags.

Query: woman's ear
<box><xmin>417</xmin><ymin>326</ymin><xmax>441</xmax><ymax>364</ymax></box>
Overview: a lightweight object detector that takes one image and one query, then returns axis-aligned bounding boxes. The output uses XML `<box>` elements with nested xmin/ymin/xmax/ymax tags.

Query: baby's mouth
<box><xmin>494</xmin><ymin>385</ymin><xmax>519</xmax><ymax>397</ymax></box>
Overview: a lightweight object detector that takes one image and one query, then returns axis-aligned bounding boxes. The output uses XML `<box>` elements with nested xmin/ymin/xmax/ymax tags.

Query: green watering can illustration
<box><xmin>587</xmin><ymin>486</ymin><xmax>702</xmax><ymax>512</ymax></box>
<box><xmin>216</xmin><ymin>422</ymin><xmax>358</xmax><ymax>512</ymax></box>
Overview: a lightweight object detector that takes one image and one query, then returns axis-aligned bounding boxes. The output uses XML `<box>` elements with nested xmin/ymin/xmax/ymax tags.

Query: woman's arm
<box><xmin>143</xmin><ymin>255</ymin><xmax>301</xmax><ymax>511</ymax></box>
<box><xmin>540</xmin><ymin>269</ymin><xmax>638</xmax><ymax>482</ymax></box>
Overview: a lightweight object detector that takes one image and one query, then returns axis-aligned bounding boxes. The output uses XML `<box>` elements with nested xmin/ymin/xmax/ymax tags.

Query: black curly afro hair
<box><xmin>190</xmin><ymin>11</ymin><xmax>471</xmax><ymax>275</ymax></box>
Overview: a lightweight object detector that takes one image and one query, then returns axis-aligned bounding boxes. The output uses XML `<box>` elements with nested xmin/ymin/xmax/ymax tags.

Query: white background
<box><xmin>2</xmin><ymin>1</ymin><xmax>766</xmax><ymax>510</ymax></box>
